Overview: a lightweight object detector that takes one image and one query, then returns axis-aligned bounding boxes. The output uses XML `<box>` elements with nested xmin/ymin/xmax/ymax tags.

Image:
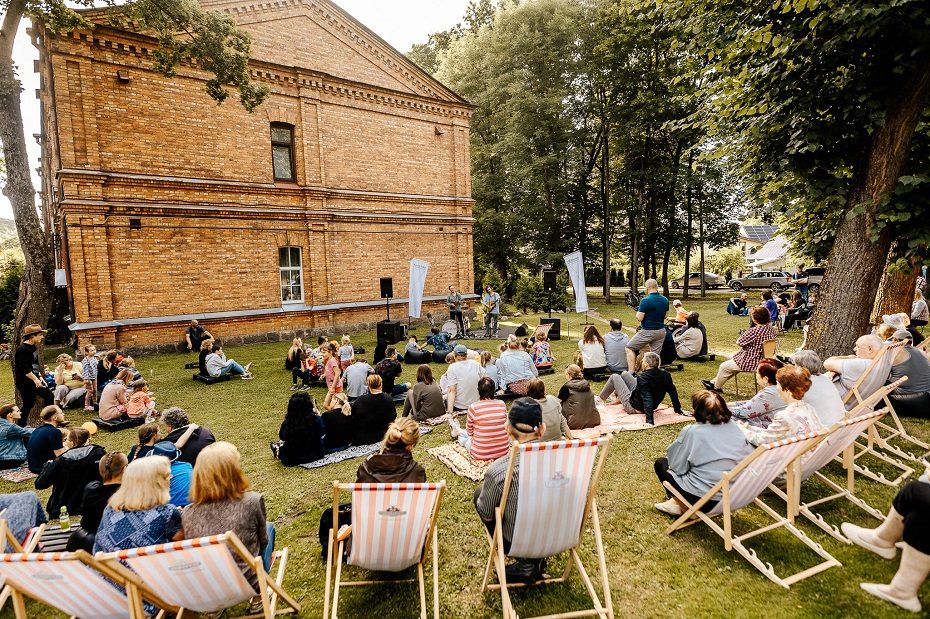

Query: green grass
<box><xmin>0</xmin><ymin>292</ymin><xmax>925</xmax><ymax>618</ymax></box>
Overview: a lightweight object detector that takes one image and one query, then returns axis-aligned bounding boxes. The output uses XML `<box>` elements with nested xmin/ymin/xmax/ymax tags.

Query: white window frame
<box><xmin>279</xmin><ymin>246</ymin><xmax>304</xmax><ymax>305</ymax></box>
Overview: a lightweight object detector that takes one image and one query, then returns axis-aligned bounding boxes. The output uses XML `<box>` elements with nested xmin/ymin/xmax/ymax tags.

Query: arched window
<box><xmin>270</xmin><ymin>122</ymin><xmax>295</xmax><ymax>182</ymax></box>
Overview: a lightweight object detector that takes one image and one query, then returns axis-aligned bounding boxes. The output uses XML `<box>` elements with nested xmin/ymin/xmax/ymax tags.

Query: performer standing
<box><xmin>14</xmin><ymin>325</ymin><xmax>54</xmax><ymax>427</ymax></box>
<box><xmin>482</xmin><ymin>285</ymin><xmax>501</xmax><ymax>338</ymax></box>
<box><xmin>447</xmin><ymin>285</ymin><xmax>465</xmax><ymax>337</ymax></box>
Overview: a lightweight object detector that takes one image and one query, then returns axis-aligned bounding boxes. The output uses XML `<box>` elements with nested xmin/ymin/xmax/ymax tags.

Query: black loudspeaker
<box><xmin>514</xmin><ymin>323</ymin><xmax>530</xmax><ymax>337</ymax></box>
<box><xmin>540</xmin><ymin>317</ymin><xmax>561</xmax><ymax>340</ymax></box>
<box><xmin>543</xmin><ymin>269</ymin><xmax>557</xmax><ymax>292</ymax></box>
<box><xmin>380</xmin><ymin>277</ymin><xmax>394</xmax><ymax>299</ymax></box>
<box><xmin>377</xmin><ymin>320</ymin><xmax>405</xmax><ymax>344</ymax></box>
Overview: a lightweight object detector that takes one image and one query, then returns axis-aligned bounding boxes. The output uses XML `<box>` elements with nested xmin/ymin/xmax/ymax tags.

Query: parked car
<box><xmin>728</xmin><ymin>271</ymin><xmax>793</xmax><ymax>292</ymax></box>
<box><xmin>670</xmin><ymin>272</ymin><xmax>725</xmax><ymax>289</ymax></box>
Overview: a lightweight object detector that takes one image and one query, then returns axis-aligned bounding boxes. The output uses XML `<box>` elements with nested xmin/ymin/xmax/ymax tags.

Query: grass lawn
<box><xmin>0</xmin><ymin>291</ymin><xmax>925</xmax><ymax>618</ymax></box>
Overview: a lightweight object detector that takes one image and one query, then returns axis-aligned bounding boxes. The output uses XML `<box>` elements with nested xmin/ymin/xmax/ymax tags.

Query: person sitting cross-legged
<box><xmin>737</xmin><ymin>365</ymin><xmax>825</xmax><ymax>446</ymax></box>
<box><xmin>497</xmin><ymin>336</ymin><xmax>538</xmax><ymax>395</ymax></box>
<box><xmin>654</xmin><ymin>390</ymin><xmax>754</xmax><ymax>516</ymax></box>
<box><xmin>350</xmin><ymin>374</ymin><xmax>397</xmax><ymax>446</ymax></box>
<box><xmin>672</xmin><ymin>312</ymin><xmax>704</xmax><ymax>360</ymax></box>
<box><xmin>474</xmin><ymin>397</ymin><xmax>549</xmax><ymax>583</ymax></box>
<box><xmin>449</xmin><ymin>377</ymin><xmax>510</xmax><ymax>462</ymax></box>
<box><xmin>596</xmin><ymin>352</ymin><xmax>683</xmax><ymax>425</ymax></box>
<box><xmin>271</xmin><ymin>391</ymin><xmax>324</xmax><ymax>466</ymax></box>
<box><xmin>403</xmin><ymin>365</ymin><xmax>446</xmax><ymax>422</ymax></box>
<box><xmin>527</xmin><ymin>378</ymin><xmax>572</xmax><ymax>443</ymax></box>
<box><xmin>702</xmin><ymin>306</ymin><xmax>777</xmax><ymax>393</ymax></box>
<box><xmin>373</xmin><ymin>346</ymin><xmax>410</xmax><ymax>398</ymax></box>
<box><xmin>558</xmin><ymin>365</ymin><xmax>600</xmax><ymax>430</ymax></box>
<box><xmin>603</xmin><ymin>319</ymin><xmax>630</xmax><ymax>373</ymax></box>
<box><xmin>35</xmin><ymin>425</ymin><xmax>106</xmax><ymax>519</ymax></box>
<box><xmin>205</xmin><ymin>342</ymin><xmax>253</xmax><ymax>380</ymax></box>
<box><xmin>728</xmin><ymin>358</ymin><xmax>785</xmax><ymax>428</ymax></box>
<box><xmin>726</xmin><ymin>293</ymin><xmax>749</xmax><ymax>316</ymax></box>
<box><xmin>0</xmin><ymin>404</ymin><xmax>34</xmax><ymax>470</ymax></box>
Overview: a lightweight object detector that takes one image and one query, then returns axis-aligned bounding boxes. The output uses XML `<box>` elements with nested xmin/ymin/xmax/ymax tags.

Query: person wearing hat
<box><xmin>444</xmin><ymin>344</ymin><xmax>484</xmax><ymax>415</ymax></box>
<box><xmin>886</xmin><ymin>330</ymin><xmax>930</xmax><ymax>418</ymax></box>
<box><xmin>13</xmin><ymin>324</ymin><xmax>54</xmax><ymax>426</ymax></box>
<box><xmin>144</xmin><ymin>441</ymin><xmax>192</xmax><ymax>507</ymax></box>
<box><xmin>34</xmin><ymin>424</ymin><xmax>106</xmax><ymax>519</ymax></box>
<box><xmin>474</xmin><ymin>397</ymin><xmax>548</xmax><ymax>583</ymax></box>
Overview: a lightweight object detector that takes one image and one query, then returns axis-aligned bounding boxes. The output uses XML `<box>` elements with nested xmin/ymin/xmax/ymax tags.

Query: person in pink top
<box><xmin>322</xmin><ymin>342</ymin><xmax>343</xmax><ymax>409</ymax></box>
<box><xmin>98</xmin><ymin>369</ymin><xmax>134</xmax><ymax>421</ymax></box>
<box><xmin>449</xmin><ymin>377</ymin><xmax>509</xmax><ymax>461</ymax></box>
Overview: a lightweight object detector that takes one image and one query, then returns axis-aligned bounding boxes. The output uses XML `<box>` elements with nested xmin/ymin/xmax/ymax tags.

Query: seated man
<box><xmin>161</xmin><ymin>407</ymin><xmax>216</xmax><ymax>465</ymax></box>
<box><xmin>886</xmin><ymin>330</ymin><xmax>930</xmax><ymax>418</ymax></box>
<box><xmin>672</xmin><ymin>312</ymin><xmax>704</xmax><ymax>360</ymax></box>
<box><xmin>204</xmin><ymin>342</ymin><xmax>253</xmax><ymax>380</ymax></box>
<box><xmin>596</xmin><ymin>352</ymin><xmax>684</xmax><ymax>425</ymax></box>
<box><xmin>373</xmin><ymin>346</ymin><xmax>410</xmax><ymax>397</ymax></box>
<box><xmin>474</xmin><ymin>397</ymin><xmax>548</xmax><ymax>583</ymax></box>
<box><xmin>726</xmin><ymin>293</ymin><xmax>749</xmax><ymax>316</ymax></box>
<box><xmin>425</xmin><ymin>326</ymin><xmax>452</xmax><ymax>351</ymax></box>
<box><xmin>823</xmin><ymin>334</ymin><xmax>884</xmax><ymax>400</ymax></box>
<box><xmin>26</xmin><ymin>405</ymin><xmax>68</xmax><ymax>474</ymax></box>
<box><xmin>445</xmin><ymin>345</ymin><xmax>484</xmax><ymax>415</ymax></box>
<box><xmin>343</xmin><ymin>358</ymin><xmax>373</xmax><ymax>402</ymax></box>
<box><xmin>185</xmin><ymin>319</ymin><xmax>213</xmax><ymax>354</ymax></box>
<box><xmin>603</xmin><ymin>319</ymin><xmax>629</xmax><ymax>373</ymax></box>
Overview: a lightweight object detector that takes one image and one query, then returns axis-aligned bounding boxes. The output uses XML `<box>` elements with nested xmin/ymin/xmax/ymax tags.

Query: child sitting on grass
<box><xmin>126</xmin><ymin>380</ymin><xmax>157</xmax><ymax>422</ymax></box>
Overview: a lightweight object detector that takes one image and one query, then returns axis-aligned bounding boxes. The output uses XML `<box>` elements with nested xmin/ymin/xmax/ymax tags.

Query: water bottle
<box><xmin>59</xmin><ymin>507</ymin><xmax>71</xmax><ymax>532</ymax></box>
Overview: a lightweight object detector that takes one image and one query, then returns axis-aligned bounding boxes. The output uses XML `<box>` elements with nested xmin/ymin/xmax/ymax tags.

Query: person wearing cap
<box><xmin>886</xmin><ymin>330</ymin><xmax>930</xmax><ymax>418</ymax></box>
<box><xmin>144</xmin><ymin>441</ymin><xmax>192</xmax><ymax>507</ymax></box>
<box><xmin>13</xmin><ymin>324</ymin><xmax>54</xmax><ymax>426</ymax></box>
<box><xmin>26</xmin><ymin>405</ymin><xmax>68</xmax><ymax>473</ymax></box>
<box><xmin>35</xmin><ymin>425</ymin><xmax>106</xmax><ymax>519</ymax></box>
<box><xmin>474</xmin><ymin>397</ymin><xmax>548</xmax><ymax>583</ymax></box>
<box><xmin>444</xmin><ymin>344</ymin><xmax>485</xmax><ymax>415</ymax></box>
<box><xmin>883</xmin><ymin>312</ymin><xmax>925</xmax><ymax>346</ymax></box>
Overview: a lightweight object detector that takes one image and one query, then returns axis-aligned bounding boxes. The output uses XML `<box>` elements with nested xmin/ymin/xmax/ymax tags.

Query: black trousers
<box><xmin>654</xmin><ymin>458</ymin><xmax>718</xmax><ymax>513</ymax></box>
<box><xmin>582</xmin><ymin>366</ymin><xmax>607</xmax><ymax>381</ymax></box>
<box><xmin>887</xmin><ymin>392</ymin><xmax>930</xmax><ymax>419</ymax></box>
<box><xmin>15</xmin><ymin>379</ymin><xmax>53</xmax><ymax>427</ymax></box>
<box><xmin>292</xmin><ymin>367</ymin><xmax>311</xmax><ymax>386</ymax></box>
<box><xmin>450</xmin><ymin>310</ymin><xmax>465</xmax><ymax>335</ymax></box>
<box><xmin>893</xmin><ymin>481</ymin><xmax>930</xmax><ymax>554</ymax></box>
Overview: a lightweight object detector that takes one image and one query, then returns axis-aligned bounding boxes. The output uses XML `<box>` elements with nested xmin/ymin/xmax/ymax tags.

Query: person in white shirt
<box><xmin>738</xmin><ymin>365</ymin><xmax>825</xmax><ymax>445</ymax></box>
<box><xmin>496</xmin><ymin>336</ymin><xmax>538</xmax><ymax>395</ymax></box>
<box><xmin>823</xmin><ymin>334</ymin><xmax>883</xmax><ymax>400</ymax></box>
<box><xmin>444</xmin><ymin>345</ymin><xmax>484</xmax><ymax>414</ymax></box>
<box><xmin>791</xmin><ymin>350</ymin><xmax>845</xmax><ymax>426</ymax></box>
<box><xmin>672</xmin><ymin>313</ymin><xmax>703</xmax><ymax>360</ymax></box>
<box><xmin>204</xmin><ymin>344</ymin><xmax>253</xmax><ymax>380</ymax></box>
<box><xmin>578</xmin><ymin>325</ymin><xmax>608</xmax><ymax>380</ymax></box>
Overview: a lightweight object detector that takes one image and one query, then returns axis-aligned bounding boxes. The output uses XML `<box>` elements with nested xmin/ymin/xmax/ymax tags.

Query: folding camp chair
<box><xmin>325</xmin><ymin>482</ymin><xmax>446</xmax><ymax>619</ymax></box>
<box><xmin>100</xmin><ymin>532</ymin><xmax>299</xmax><ymax>619</ymax></box>
<box><xmin>734</xmin><ymin>339</ymin><xmax>777</xmax><ymax>398</ymax></box>
<box><xmin>842</xmin><ymin>342</ymin><xmax>929</xmax><ymax>465</ymax></box>
<box><xmin>481</xmin><ymin>437</ymin><xmax>613</xmax><ymax>619</ymax></box>
<box><xmin>0</xmin><ymin>549</ymin><xmax>173</xmax><ymax>619</ymax></box>
<box><xmin>0</xmin><ymin>511</ymin><xmax>46</xmax><ymax>611</ymax></box>
<box><xmin>665</xmin><ymin>430</ymin><xmax>841</xmax><ymax>588</ymax></box>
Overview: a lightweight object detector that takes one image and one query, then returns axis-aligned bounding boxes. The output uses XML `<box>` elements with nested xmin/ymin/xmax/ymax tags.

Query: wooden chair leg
<box><xmin>331</xmin><ymin>540</ymin><xmax>345</xmax><ymax>619</ymax></box>
<box><xmin>432</xmin><ymin>528</ymin><xmax>440</xmax><ymax>619</ymax></box>
<box><xmin>323</xmin><ymin>530</ymin><xmax>334</xmax><ymax>619</ymax></box>
<box><xmin>10</xmin><ymin>589</ymin><xmax>26</xmax><ymax>619</ymax></box>
<box><xmin>417</xmin><ymin>562</ymin><xmax>427</xmax><ymax>619</ymax></box>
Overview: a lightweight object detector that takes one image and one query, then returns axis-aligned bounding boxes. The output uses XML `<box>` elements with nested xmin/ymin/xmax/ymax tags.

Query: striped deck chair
<box><xmin>325</xmin><ymin>482</ymin><xmax>446</xmax><ymax>619</ymax></box>
<box><xmin>481</xmin><ymin>437</ymin><xmax>613</xmax><ymax>619</ymax></box>
<box><xmin>665</xmin><ymin>430</ymin><xmax>840</xmax><ymax>589</ymax></box>
<box><xmin>0</xmin><ymin>513</ymin><xmax>46</xmax><ymax>612</ymax></box>
<box><xmin>842</xmin><ymin>341</ymin><xmax>929</xmax><ymax>465</ymax></box>
<box><xmin>0</xmin><ymin>549</ymin><xmax>172</xmax><ymax>619</ymax></box>
<box><xmin>99</xmin><ymin>532</ymin><xmax>299</xmax><ymax>619</ymax></box>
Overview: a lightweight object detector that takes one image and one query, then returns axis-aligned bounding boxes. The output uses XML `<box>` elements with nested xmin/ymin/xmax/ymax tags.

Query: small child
<box><xmin>126</xmin><ymin>379</ymin><xmax>157</xmax><ymax>422</ymax></box>
<box><xmin>338</xmin><ymin>335</ymin><xmax>354</xmax><ymax>371</ymax></box>
<box><xmin>405</xmin><ymin>335</ymin><xmax>422</xmax><ymax>356</ymax></box>
<box><xmin>81</xmin><ymin>344</ymin><xmax>98</xmax><ymax>412</ymax></box>
<box><xmin>530</xmin><ymin>330</ymin><xmax>554</xmax><ymax>369</ymax></box>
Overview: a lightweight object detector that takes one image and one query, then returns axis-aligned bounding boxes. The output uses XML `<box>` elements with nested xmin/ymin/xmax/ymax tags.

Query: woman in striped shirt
<box><xmin>449</xmin><ymin>377</ymin><xmax>510</xmax><ymax>461</ymax></box>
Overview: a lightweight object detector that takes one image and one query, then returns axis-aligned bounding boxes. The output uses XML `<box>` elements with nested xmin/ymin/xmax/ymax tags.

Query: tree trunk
<box><xmin>600</xmin><ymin>124</ymin><xmax>610</xmax><ymax>302</ymax></box>
<box><xmin>2</xmin><ymin>2</ymin><xmax>56</xmax><ymax>425</ymax></box>
<box><xmin>871</xmin><ymin>252</ymin><xmax>920</xmax><ymax>324</ymax></box>
<box><xmin>683</xmin><ymin>154</ymin><xmax>694</xmax><ymax>300</ymax></box>
<box><xmin>698</xmin><ymin>183</ymin><xmax>706</xmax><ymax>297</ymax></box>
<box><xmin>808</xmin><ymin>59</ymin><xmax>930</xmax><ymax>358</ymax></box>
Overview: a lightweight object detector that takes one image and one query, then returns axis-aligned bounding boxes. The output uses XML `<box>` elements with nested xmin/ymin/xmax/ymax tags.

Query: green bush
<box><xmin>512</xmin><ymin>276</ymin><xmax>544</xmax><ymax>313</ymax></box>
<box><xmin>0</xmin><ymin>258</ymin><xmax>23</xmax><ymax>343</ymax></box>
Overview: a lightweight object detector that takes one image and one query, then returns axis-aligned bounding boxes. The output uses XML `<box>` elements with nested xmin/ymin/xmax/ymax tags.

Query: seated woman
<box><xmin>205</xmin><ymin>343</ymin><xmax>254</xmax><ymax>380</ymax></box>
<box><xmin>67</xmin><ymin>452</ymin><xmax>127</xmax><ymax>552</ymax></box>
<box><xmin>53</xmin><ymin>354</ymin><xmax>86</xmax><ymax>409</ymax></box>
<box><xmin>96</xmin><ymin>351</ymin><xmax>121</xmax><ymax>395</ymax></box>
<box><xmin>98</xmin><ymin>369</ymin><xmax>135</xmax><ymax>421</ymax></box>
<box><xmin>350</xmin><ymin>374</ymin><xmax>397</xmax><ymax>445</ymax></box>
<box><xmin>738</xmin><ymin>365</ymin><xmax>825</xmax><ymax>445</ymax></box>
<box><xmin>792</xmin><ymin>350</ymin><xmax>845</xmax><ymax>426</ymax></box>
<box><xmin>558</xmin><ymin>364</ymin><xmax>600</xmax><ymax>430</ymax></box>
<box><xmin>181</xmin><ymin>442</ymin><xmax>274</xmax><ymax>595</ymax></box>
<box><xmin>598</xmin><ymin>352</ymin><xmax>684</xmax><ymax>425</ymax></box>
<box><xmin>912</xmin><ymin>289</ymin><xmax>929</xmax><ymax>328</ymax></box>
<box><xmin>496</xmin><ymin>336</ymin><xmax>538</xmax><ymax>395</ymax></box>
<box><xmin>449</xmin><ymin>377</ymin><xmax>509</xmax><ymax>461</ymax></box>
<box><xmin>654</xmin><ymin>390</ymin><xmax>755</xmax><ymax>516</ymax></box>
<box><xmin>842</xmin><ymin>476</ymin><xmax>930</xmax><ymax>613</ymax></box>
<box><xmin>672</xmin><ymin>313</ymin><xmax>704</xmax><ymax>360</ymax></box>
<box><xmin>94</xmin><ymin>456</ymin><xmax>183</xmax><ymax>553</ymax></box>
<box><xmin>578</xmin><ymin>325</ymin><xmax>608</xmax><ymax>379</ymax></box>
<box><xmin>729</xmin><ymin>358</ymin><xmax>785</xmax><ymax>428</ymax></box>
<box><xmin>529</xmin><ymin>328</ymin><xmax>554</xmax><ymax>370</ymax></box>
<box><xmin>357</xmin><ymin>417</ymin><xmax>426</xmax><ymax>483</ymax></box>
<box><xmin>702</xmin><ymin>306</ymin><xmax>777</xmax><ymax>392</ymax></box>
<box><xmin>290</xmin><ymin>349</ymin><xmax>313</xmax><ymax>391</ymax></box>
<box><xmin>0</xmin><ymin>492</ymin><xmax>48</xmax><ymax>546</ymax></box>
<box><xmin>285</xmin><ymin>337</ymin><xmax>303</xmax><ymax>371</ymax></box>
<box><xmin>128</xmin><ymin>423</ymin><xmax>160</xmax><ymax>461</ymax></box>
<box><xmin>322</xmin><ymin>393</ymin><xmax>354</xmax><ymax>452</ymax></box>
<box><xmin>271</xmin><ymin>391</ymin><xmax>324</xmax><ymax>466</ymax></box>
<box><xmin>403</xmin><ymin>365</ymin><xmax>446</xmax><ymax>422</ymax></box>
<box><xmin>479</xmin><ymin>350</ymin><xmax>499</xmax><ymax>390</ymax></box>
<box><xmin>35</xmin><ymin>426</ymin><xmax>106</xmax><ymax>519</ymax></box>
<box><xmin>0</xmin><ymin>404</ymin><xmax>34</xmax><ymax>469</ymax></box>
<box><xmin>198</xmin><ymin>339</ymin><xmax>214</xmax><ymax>377</ymax></box>
<box><xmin>438</xmin><ymin>351</ymin><xmax>456</xmax><ymax>395</ymax></box>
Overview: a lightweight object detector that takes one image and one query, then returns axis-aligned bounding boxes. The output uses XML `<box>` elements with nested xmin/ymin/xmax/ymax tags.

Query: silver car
<box><xmin>728</xmin><ymin>270</ymin><xmax>793</xmax><ymax>292</ymax></box>
<box><xmin>670</xmin><ymin>272</ymin><xmax>725</xmax><ymax>289</ymax></box>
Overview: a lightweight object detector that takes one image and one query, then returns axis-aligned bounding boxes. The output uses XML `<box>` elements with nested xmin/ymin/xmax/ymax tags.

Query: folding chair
<box><xmin>325</xmin><ymin>482</ymin><xmax>446</xmax><ymax>619</ymax></box>
<box><xmin>842</xmin><ymin>342</ymin><xmax>929</xmax><ymax>465</ymax></box>
<box><xmin>99</xmin><ymin>532</ymin><xmax>299</xmax><ymax>619</ymax></box>
<box><xmin>665</xmin><ymin>430</ymin><xmax>841</xmax><ymax>588</ymax></box>
<box><xmin>0</xmin><ymin>549</ymin><xmax>173</xmax><ymax>619</ymax></box>
<box><xmin>0</xmin><ymin>511</ymin><xmax>46</xmax><ymax>611</ymax></box>
<box><xmin>481</xmin><ymin>437</ymin><xmax>613</xmax><ymax>619</ymax></box>
<box><xmin>734</xmin><ymin>339</ymin><xmax>777</xmax><ymax>398</ymax></box>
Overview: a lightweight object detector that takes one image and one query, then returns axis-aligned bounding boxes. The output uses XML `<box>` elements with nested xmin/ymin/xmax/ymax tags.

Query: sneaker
<box><xmin>654</xmin><ymin>498</ymin><xmax>684</xmax><ymax>516</ymax></box>
<box><xmin>448</xmin><ymin>416</ymin><xmax>462</xmax><ymax>440</ymax></box>
<box><xmin>244</xmin><ymin>362</ymin><xmax>253</xmax><ymax>373</ymax></box>
<box><xmin>270</xmin><ymin>442</ymin><xmax>280</xmax><ymax>460</ymax></box>
<box><xmin>290</xmin><ymin>384</ymin><xmax>299</xmax><ymax>391</ymax></box>
<box><xmin>594</xmin><ymin>395</ymin><xmax>605</xmax><ymax>406</ymax></box>
<box><xmin>248</xmin><ymin>597</ymin><xmax>264</xmax><ymax>613</ymax></box>
<box><xmin>241</xmin><ymin>373</ymin><xmax>254</xmax><ymax>380</ymax></box>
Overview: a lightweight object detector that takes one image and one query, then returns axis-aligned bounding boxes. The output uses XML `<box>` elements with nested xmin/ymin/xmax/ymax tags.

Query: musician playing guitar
<box><xmin>447</xmin><ymin>285</ymin><xmax>465</xmax><ymax>337</ymax></box>
<box><xmin>481</xmin><ymin>284</ymin><xmax>501</xmax><ymax>338</ymax></box>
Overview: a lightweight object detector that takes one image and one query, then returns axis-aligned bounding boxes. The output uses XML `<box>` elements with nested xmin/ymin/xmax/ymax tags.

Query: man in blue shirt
<box><xmin>626</xmin><ymin>279</ymin><xmax>669</xmax><ymax>370</ymax></box>
<box><xmin>26</xmin><ymin>405</ymin><xmax>67</xmax><ymax>473</ymax></box>
<box><xmin>482</xmin><ymin>285</ymin><xmax>501</xmax><ymax>338</ymax></box>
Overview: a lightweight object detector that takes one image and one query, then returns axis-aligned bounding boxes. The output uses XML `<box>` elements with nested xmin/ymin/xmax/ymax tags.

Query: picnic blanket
<box><xmin>0</xmin><ymin>466</ymin><xmax>38</xmax><ymax>484</ymax></box>
<box><xmin>426</xmin><ymin>442</ymin><xmax>494</xmax><ymax>482</ymax></box>
<box><xmin>419</xmin><ymin>410</ymin><xmax>466</xmax><ymax>427</ymax></box>
<box><xmin>570</xmin><ymin>403</ymin><xmax>692</xmax><ymax>439</ymax></box>
<box><xmin>298</xmin><ymin>427</ymin><xmax>433</xmax><ymax>470</ymax></box>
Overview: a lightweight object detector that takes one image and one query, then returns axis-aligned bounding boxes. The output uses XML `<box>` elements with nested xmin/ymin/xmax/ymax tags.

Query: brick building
<box><xmin>31</xmin><ymin>0</ymin><xmax>475</xmax><ymax>351</ymax></box>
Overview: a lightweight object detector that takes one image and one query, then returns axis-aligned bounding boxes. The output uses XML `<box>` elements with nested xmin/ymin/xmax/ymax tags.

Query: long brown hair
<box><xmin>582</xmin><ymin>325</ymin><xmax>604</xmax><ymax>345</ymax></box>
<box><xmin>416</xmin><ymin>364</ymin><xmax>434</xmax><ymax>385</ymax></box>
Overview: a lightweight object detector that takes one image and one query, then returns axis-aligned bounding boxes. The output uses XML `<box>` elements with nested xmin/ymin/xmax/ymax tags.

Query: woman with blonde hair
<box><xmin>181</xmin><ymin>442</ymin><xmax>271</xmax><ymax>595</ymax></box>
<box><xmin>322</xmin><ymin>391</ymin><xmax>354</xmax><ymax>452</ymax></box>
<box><xmin>93</xmin><ymin>456</ymin><xmax>182</xmax><ymax>553</ymax></box>
<box><xmin>356</xmin><ymin>417</ymin><xmax>426</xmax><ymax>483</ymax></box>
<box><xmin>285</xmin><ymin>337</ymin><xmax>303</xmax><ymax>371</ymax></box>
<box><xmin>53</xmin><ymin>353</ymin><xmax>86</xmax><ymax>409</ymax></box>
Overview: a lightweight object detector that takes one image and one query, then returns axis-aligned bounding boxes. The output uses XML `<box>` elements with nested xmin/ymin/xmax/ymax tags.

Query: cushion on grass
<box><xmin>93</xmin><ymin>416</ymin><xmax>145</xmax><ymax>432</ymax></box>
<box><xmin>193</xmin><ymin>373</ymin><xmax>232</xmax><ymax>384</ymax></box>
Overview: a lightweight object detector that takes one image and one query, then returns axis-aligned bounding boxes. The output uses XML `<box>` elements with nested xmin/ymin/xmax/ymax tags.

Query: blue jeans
<box><xmin>219</xmin><ymin>360</ymin><xmax>246</xmax><ymax>376</ymax></box>
<box><xmin>262</xmin><ymin>523</ymin><xmax>276</xmax><ymax>572</ymax></box>
<box><xmin>392</xmin><ymin>383</ymin><xmax>409</xmax><ymax>397</ymax></box>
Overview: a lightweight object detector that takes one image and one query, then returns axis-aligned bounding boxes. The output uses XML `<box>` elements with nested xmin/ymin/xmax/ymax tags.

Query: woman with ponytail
<box><xmin>355</xmin><ymin>417</ymin><xmax>426</xmax><ymax>483</ymax></box>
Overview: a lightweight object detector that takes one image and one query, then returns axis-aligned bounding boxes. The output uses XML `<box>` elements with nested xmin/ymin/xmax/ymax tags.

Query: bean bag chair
<box><xmin>404</xmin><ymin>349</ymin><xmax>433</xmax><ymax>364</ymax></box>
<box><xmin>192</xmin><ymin>373</ymin><xmax>232</xmax><ymax>385</ymax></box>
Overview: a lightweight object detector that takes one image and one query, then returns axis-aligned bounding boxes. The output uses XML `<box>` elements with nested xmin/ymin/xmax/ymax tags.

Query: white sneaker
<box><xmin>841</xmin><ymin>523</ymin><xmax>897</xmax><ymax>560</ymax></box>
<box><xmin>654</xmin><ymin>498</ymin><xmax>683</xmax><ymax>516</ymax></box>
<box><xmin>241</xmin><ymin>373</ymin><xmax>254</xmax><ymax>380</ymax></box>
<box><xmin>244</xmin><ymin>362</ymin><xmax>253</xmax><ymax>373</ymax></box>
<box><xmin>448</xmin><ymin>416</ymin><xmax>462</xmax><ymax>440</ymax></box>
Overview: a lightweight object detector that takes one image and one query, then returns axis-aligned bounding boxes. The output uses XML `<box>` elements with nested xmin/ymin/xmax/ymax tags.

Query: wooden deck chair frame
<box><xmin>481</xmin><ymin>437</ymin><xmax>614</xmax><ymax>619</ymax></box>
<box><xmin>0</xmin><ymin>512</ymin><xmax>46</xmax><ymax>611</ymax></box>
<box><xmin>917</xmin><ymin>338</ymin><xmax>930</xmax><ymax>355</ymax></box>
<box><xmin>100</xmin><ymin>532</ymin><xmax>299</xmax><ymax>619</ymax></box>
<box><xmin>664</xmin><ymin>431</ymin><xmax>841</xmax><ymax>589</ymax></box>
<box><xmin>324</xmin><ymin>481</ymin><xmax>446</xmax><ymax>619</ymax></box>
<box><xmin>734</xmin><ymin>339</ymin><xmax>777</xmax><ymax>398</ymax></box>
<box><xmin>842</xmin><ymin>341</ymin><xmax>929</xmax><ymax>467</ymax></box>
<box><xmin>763</xmin><ymin>382</ymin><xmax>905</xmax><ymax>543</ymax></box>
<box><xmin>0</xmin><ymin>549</ymin><xmax>176</xmax><ymax>619</ymax></box>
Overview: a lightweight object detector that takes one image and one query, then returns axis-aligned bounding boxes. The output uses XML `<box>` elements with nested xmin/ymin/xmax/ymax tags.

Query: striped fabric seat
<box><xmin>841</xmin><ymin>341</ymin><xmax>901</xmax><ymax>410</ymax></box>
